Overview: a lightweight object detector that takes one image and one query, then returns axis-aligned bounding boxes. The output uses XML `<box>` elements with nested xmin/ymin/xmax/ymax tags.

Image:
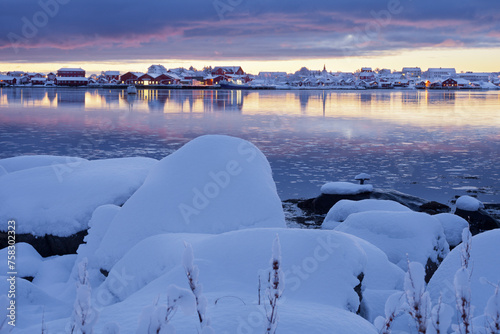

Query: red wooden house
<box><xmin>120</xmin><ymin>72</ymin><xmax>144</xmax><ymax>84</ymax></box>
<box><xmin>57</xmin><ymin>68</ymin><xmax>86</xmax><ymax>77</ymax></box>
<box><xmin>442</xmin><ymin>78</ymin><xmax>458</xmax><ymax>88</ymax></box>
<box><xmin>211</xmin><ymin>66</ymin><xmax>244</xmax><ymax>76</ymax></box>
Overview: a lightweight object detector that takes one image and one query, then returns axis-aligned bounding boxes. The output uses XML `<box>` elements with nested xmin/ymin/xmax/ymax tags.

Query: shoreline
<box><xmin>1</xmin><ymin>84</ymin><xmax>497</xmax><ymax>91</ymax></box>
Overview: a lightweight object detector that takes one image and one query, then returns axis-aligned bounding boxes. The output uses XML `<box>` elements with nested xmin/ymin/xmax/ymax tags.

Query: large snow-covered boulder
<box><xmin>428</xmin><ymin>229</ymin><xmax>500</xmax><ymax>325</ymax></box>
<box><xmin>322</xmin><ymin>199</ymin><xmax>411</xmax><ymax>230</ymax></box>
<box><xmin>0</xmin><ymin>157</ymin><xmax>157</xmax><ymax>237</ymax></box>
<box><xmin>334</xmin><ymin>211</ymin><xmax>449</xmax><ymax>278</ymax></box>
<box><xmin>94</xmin><ymin>135</ymin><xmax>286</xmax><ymax>270</ymax></box>
<box><xmin>433</xmin><ymin>213</ymin><xmax>469</xmax><ymax>248</ymax></box>
<box><xmin>0</xmin><ymin>242</ymin><xmax>42</xmax><ymax>278</ymax></box>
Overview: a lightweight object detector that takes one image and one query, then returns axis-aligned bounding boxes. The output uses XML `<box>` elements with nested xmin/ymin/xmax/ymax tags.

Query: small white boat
<box><xmin>127</xmin><ymin>85</ymin><xmax>137</xmax><ymax>94</ymax></box>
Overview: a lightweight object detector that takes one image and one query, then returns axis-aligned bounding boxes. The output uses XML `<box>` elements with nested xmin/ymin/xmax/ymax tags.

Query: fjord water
<box><xmin>0</xmin><ymin>87</ymin><xmax>499</xmax><ymax>204</ymax></box>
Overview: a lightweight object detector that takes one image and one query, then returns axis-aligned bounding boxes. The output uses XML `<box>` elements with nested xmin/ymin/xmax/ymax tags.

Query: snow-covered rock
<box><xmin>433</xmin><ymin>213</ymin><xmax>469</xmax><ymax>248</ymax></box>
<box><xmin>322</xmin><ymin>199</ymin><xmax>411</xmax><ymax>229</ymax></box>
<box><xmin>13</xmin><ymin>228</ymin><xmax>402</xmax><ymax>334</ymax></box>
<box><xmin>91</xmin><ymin>228</ymin><xmax>397</xmax><ymax>333</ymax></box>
<box><xmin>0</xmin><ymin>157</ymin><xmax>157</xmax><ymax>237</ymax></box>
<box><xmin>97</xmin><ymin>229</ymin><xmax>402</xmax><ymax>307</ymax></box>
<box><xmin>94</xmin><ymin>135</ymin><xmax>286</xmax><ymax>270</ymax></box>
<box><xmin>334</xmin><ymin>211</ymin><xmax>449</xmax><ymax>274</ymax></box>
<box><xmin>428</xmin><ymin>229</ymin><xmax>500</xmax><ymax>327</ymax></box>
<box><xmin>0</xmin><ymin>274</ymin><xmax>73</xmax><ymax>329</ymax></box>
<box><xmin>456</xmin><ymin>195</ymin><xmax>484</xmax><ymax>211</ymax></box>
<box><xmin>0</xmin><ymin>242</ymin><xmax>42</xmax><ymax>278</ymax></box>
<box><xmin>0</xmin><ymin>155</ymin><xmax>87</xmax><ymax>173</ymax></box>
<box><xmin>74</xmin><ymin>204</ymin><xmax>121</xmax><ymax>285</ymax></box>
<box><xmin>321</xmin><ymin>181</ymin><xmax>373</xmax><ymax>195</ymax></box>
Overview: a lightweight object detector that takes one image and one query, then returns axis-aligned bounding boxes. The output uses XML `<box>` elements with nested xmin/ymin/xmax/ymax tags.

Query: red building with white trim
<box><xmin>212</xmin><ymin>66</ymin><xmax>244</xmax><ymax>76</ymax></box>
<box><xmin>57</xmin><ymin>68</ymin><xmax>86</xmax><ymax>77</ymax></box>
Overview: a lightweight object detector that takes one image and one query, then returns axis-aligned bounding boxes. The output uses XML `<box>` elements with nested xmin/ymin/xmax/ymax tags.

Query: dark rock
<box><xmin>454</xmin><ymin>208</ymin><xmax>500</xmax><ymax>236</ymax></box>
<box><xmin>354</xmin><ymin>272</ymin><xmax>365</xmax><ymax>315</ymax></box>
<box><xmin>311</xmin><ymin>193</ymin><xmax>371</xmax><ymax>215</ymax></box>
<box><xmin>419</xmin><ymin>201</ymin><xmax>451</xmax><ymax>215</ymax></box>
<box><xmin>100</xmin><ymin>268</ymin><xmax>109</xmax><ymax>277</ymax></box>
<box><xmin>484</xmin><ymin>203</ymin><xmax>500</xmax><ymax>221</ymax></box>
<box><xmin>293</xmin><ymin>188</ymin><xmax>447</xmax><ymax>217</ymax></box>
<box><xmin>0</xmin><ymin>230</ymin><xmax>87</xmax><ymax>257</ymax></box>
<box><xmin>283</xmin><ymin>200</ymin><xmax>324</xmax><ymax>228</ymax></box>
<box><xmin>22</xmin><ymin>276</ymin><xmax>34</xmax><ymax>282</ymax></box>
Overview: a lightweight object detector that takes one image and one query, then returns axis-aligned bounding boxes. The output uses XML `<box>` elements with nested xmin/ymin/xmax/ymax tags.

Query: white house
<box><xmin>148</xmin><ymin>64</ymin><xmax>168</xmax><ymax>75</ymax></box>
<box><xmin>424</xmin><ymin>68</ymin><xmax>457</xmax><ymax>80</ymax></box>
<box><xmin>458</xmin><ymin>72</ymin><xmax>492</xmax><ymax>82</ymax></box>
<box><xmin>402</xmin><ymin>67</ymin><xmax>422</xmax><ymax>78</ymax></box>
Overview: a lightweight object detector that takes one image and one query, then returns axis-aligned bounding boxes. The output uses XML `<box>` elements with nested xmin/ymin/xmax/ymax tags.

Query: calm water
<box><xmin>1</xmin><ymin>87</ymin><xmax>499</xmax><ymax>204</ymax></box>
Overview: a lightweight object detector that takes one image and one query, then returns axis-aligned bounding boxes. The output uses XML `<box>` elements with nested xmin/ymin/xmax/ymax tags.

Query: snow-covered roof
<box><xmin>58</xmin><ymin>68</ymin><xmax>85</xmax><ymax>72</ymax></box>
<box><xmin>455</xmin><ymin>78</ymin><xmax>470</xmax><ymax>85</ymax></box>
<box><xmin>104</xmin><ymin>71</ymin><xmax>120</xmax><ymax>76</ymax></box>
<box><xmin>213</xmin><ymin>66</ymin><xmax>242</xmax><ymax>73</ymax></box>
<box><xmin>0</xmin><ymin>75</ymin><xmax>14</xmax><ymax>80</ymax></box>
<box><xmin>147</xmin><ymin>64</ymin><xmax>168</xmax><ymax>75</ymax></box>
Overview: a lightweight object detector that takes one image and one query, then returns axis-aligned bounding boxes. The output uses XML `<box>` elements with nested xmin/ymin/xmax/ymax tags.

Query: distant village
<box><xmin>0</xmin><ymin>64</ymin><xmax>499</xmax><ymax>90</ymax></box>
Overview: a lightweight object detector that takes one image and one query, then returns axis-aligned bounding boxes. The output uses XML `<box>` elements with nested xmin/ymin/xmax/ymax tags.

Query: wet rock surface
<box><xmin>0</xmin><ymin>230</ymin><xmax>87</xmax><ymax>257</ymax></box>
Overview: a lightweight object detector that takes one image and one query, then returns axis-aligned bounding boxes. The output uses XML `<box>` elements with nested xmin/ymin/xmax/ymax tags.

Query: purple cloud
<box><xmin>0</xmin><ymin>0</ymin><xmax>499</xmax><ymax>62</ymax></box>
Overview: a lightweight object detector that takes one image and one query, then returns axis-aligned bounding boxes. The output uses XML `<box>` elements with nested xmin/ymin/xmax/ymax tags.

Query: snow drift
<box><xmin>94</xmin><ymin>135</ymin><xmax>286</xmax><ymax>270</ymax></box>
<box><xmin>334</xmin><ymin>211</ymin><xmax>449</xmax><ymax>272</ymax></box>
<box><xmin>0</xmin><ymin>157</ymin><xmax>157</xmax><ymax>237</ymax></box>
<box><xmin>322</xmin><ymin>199</ymin><xmax>411</xmax><ymax>230</ymax></box>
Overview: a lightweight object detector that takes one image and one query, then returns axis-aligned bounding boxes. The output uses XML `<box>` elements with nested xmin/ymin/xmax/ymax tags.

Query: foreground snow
<box><xmin>8</xmin><ymin>228</ymin><xmax>402</xmax><ymax>333</ymax></box>
<box><xmin>0</xmin><ymin>157</ymin><xmax>157</xmax><ymax>236</ymax></box>
<box><xmin>1</xmin><ymin>135</ymin><xmax>499</xmax><ymax>334</ymax></box>
<box><xmin>428</xmin><ymin>229</ymin><xmax>500</xmax><ymax>325</ymax></box>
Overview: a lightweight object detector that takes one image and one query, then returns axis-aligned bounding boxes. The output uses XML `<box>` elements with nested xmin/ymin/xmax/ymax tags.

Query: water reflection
<box><xmin>1</xmin><ymin>87</ymin><xmax>499</xmax><ymax>127</ymax></box>
<box><xmin>0</xmin><ymin>87</ymin><xmax>499</xmax><ymax>203</ymax></box>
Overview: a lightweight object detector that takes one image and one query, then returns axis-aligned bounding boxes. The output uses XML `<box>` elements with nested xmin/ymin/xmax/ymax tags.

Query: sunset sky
<box><xmin>1</xmin><ymin>0</ymin><xmax>499</xmax><ymax>74</ymax></box>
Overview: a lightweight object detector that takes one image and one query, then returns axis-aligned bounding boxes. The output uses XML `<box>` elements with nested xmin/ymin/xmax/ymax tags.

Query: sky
<box><xmin>1</xmin><ymin>0</ymin><xmax>500</xmax><ymax>74</ymax></box>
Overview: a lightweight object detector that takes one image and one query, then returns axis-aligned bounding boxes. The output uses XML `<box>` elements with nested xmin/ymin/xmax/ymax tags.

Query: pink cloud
<box><xmin>434</xmin><ymin>39</ymin><xmax>465</xmax><ymax>48</ymax></box>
